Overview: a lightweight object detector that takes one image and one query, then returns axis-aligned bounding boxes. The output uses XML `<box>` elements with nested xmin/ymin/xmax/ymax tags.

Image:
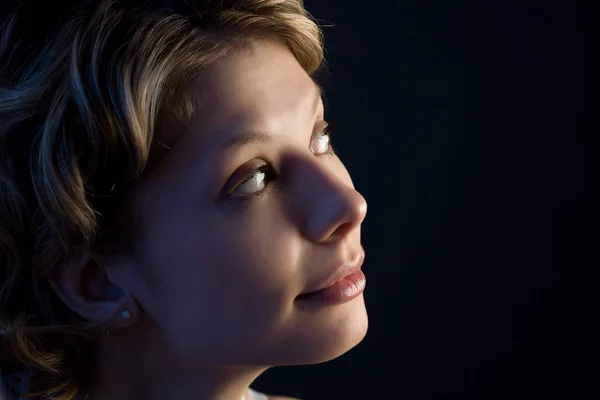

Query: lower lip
<box><xmin>297</xmin><ymin>270</ymin><xmax>366</xmax><ymax>305</ymax></box>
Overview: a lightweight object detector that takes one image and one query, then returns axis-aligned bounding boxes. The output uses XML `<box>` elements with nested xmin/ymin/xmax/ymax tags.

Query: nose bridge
<box><xmin>291</xmin><ymin>155</ymin><xmax>368</xmax><ymax>243</ymax></box>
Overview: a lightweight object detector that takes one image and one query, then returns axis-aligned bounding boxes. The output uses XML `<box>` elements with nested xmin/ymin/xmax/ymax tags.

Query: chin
<box><xmin>274</xmin><ymin>293</ymin><xmax>369</xmax><ymax>366</ymax></box>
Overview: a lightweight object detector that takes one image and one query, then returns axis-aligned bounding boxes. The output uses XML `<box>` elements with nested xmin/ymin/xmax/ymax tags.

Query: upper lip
<box><xmin>302</xmin><ymin>251</ymin><xmax>366</xmax><ymax>294</ymax></box>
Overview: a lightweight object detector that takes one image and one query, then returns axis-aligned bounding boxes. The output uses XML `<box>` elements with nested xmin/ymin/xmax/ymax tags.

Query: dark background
<box><xmin>254</xmin><ymin>1</ymin><xmax>593</xmax><ymax>399</ymax></box>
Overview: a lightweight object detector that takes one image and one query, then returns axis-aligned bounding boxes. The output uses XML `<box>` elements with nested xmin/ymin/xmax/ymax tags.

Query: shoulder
<box><xmin>268</xmin><ymin>396</ymin><xmax>302</xmax><ymax>400</ymax></box>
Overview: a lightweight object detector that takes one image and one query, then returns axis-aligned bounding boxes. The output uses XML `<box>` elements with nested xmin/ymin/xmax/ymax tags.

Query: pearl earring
<box><xmin>120</xmin><ymin>309</ymin><xmax>131</xmax><ymax>319</ymax></box>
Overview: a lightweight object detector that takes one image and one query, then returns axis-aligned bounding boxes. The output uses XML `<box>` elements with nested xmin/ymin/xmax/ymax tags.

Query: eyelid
<box><xmin>312</xmin><ymin>120</ymin><xmax>329</xmax><ymax>140</ymax></box>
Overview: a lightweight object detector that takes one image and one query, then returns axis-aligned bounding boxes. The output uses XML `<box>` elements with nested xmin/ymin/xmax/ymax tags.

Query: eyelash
<box><xmin>230</xmin><ymin>123</ymin><xmax>337</xmax><ymax>204</ymax></box>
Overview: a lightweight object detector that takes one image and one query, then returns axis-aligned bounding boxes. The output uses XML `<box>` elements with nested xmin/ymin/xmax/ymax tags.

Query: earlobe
<box><xmin>106</xmin><ymin>304</ymin><xmax>140</xmax><ymax>328</ymax></box>
<box><xmin>47</xmin><ymin>248</ymin><xmax>139</xmax><ymax>327</ymax></box>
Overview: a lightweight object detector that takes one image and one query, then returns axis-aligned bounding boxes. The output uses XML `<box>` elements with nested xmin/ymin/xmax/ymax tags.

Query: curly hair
<box><xmin>0</xmin><ymin>0</ymin><xmax>325</xmax><ymax>398</ymax></box>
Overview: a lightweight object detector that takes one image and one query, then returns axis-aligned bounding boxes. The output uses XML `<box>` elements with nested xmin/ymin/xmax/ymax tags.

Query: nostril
<box><xmin>334</xmin><ymin>222</ymin><xmax>355</xmax><ymax>238</ymax></box>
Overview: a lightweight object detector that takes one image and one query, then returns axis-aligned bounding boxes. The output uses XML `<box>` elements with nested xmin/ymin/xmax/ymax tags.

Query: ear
<box><xmin>48</xmin><ymin>248</ymin><xmax>140</xmax><ymax>328</ymax></box>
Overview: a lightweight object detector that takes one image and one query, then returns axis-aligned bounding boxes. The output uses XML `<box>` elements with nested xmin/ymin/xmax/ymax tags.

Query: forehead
<box><xmin>192</xmin><ymin>39</ymin><xmax>318</xmax><ymax>135</ymax></box>
<box><xmin>150</xmin><ymin>38</ymin><xmax>321</xmax><ymax>175</ymax></box>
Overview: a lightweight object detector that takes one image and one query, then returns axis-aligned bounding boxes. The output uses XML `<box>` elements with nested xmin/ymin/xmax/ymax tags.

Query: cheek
<box><xmin>134</xmin><ymin>203</ymin><xmax>302</xmax><ymax>344</ymax></box>
<box><xmin>193</xmin><ymin>210</ymin><xmax>303</xmax><ymax>304</ymax></box>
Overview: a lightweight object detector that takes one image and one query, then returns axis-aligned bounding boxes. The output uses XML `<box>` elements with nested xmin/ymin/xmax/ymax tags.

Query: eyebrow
<box><xmin>220</xmin><ymin>81</ymin><xmax>323</xmax><ymax>152</ymax></box>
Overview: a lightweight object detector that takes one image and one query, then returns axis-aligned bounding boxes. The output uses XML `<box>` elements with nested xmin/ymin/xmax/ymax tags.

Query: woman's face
<box><xmin>123</xmin><ymin>37</ymin><xmax>368</xmax><ymax>367</ymax></box>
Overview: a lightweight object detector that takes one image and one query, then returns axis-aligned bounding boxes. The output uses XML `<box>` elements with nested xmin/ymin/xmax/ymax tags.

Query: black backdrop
<box><xmin>254</xmin><ymin>1</ymin><xmax>593</xmax><ymax>399</ymax></box>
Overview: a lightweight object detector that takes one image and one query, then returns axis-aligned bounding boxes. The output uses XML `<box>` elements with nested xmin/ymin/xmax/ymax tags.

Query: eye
<box><xmin>311</xmin><ymin>122</ymin><xmax>336</xmax><ymax>156</ymax></box>
<box><xmin>230</xmin><ymin>164</ymin><xmax>276</xmax><ymax>197</ymax></box>
<box><xmin>228</xmin><ymin>121</ymin><xmax>337</xmax><ymax>202</ymax></box>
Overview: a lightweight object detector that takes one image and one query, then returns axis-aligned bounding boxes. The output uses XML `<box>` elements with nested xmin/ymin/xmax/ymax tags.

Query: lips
<box><xmin>302</xmin><ymin>251</ymin><xmax>366</xmax><ymax>295</ymax></box>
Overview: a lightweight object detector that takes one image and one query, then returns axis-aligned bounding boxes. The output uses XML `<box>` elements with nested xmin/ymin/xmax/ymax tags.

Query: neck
<box><xmin>87</xmin><ymin>320</ymin><xmax>269</xmax><ymax>400</ymax></box>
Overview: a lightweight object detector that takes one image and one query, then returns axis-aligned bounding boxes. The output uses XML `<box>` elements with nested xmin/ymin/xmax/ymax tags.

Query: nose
<box><xmin>295</xmin><ymin>162</ymin><xmax>368</xmax><ymax>244</ymax></box>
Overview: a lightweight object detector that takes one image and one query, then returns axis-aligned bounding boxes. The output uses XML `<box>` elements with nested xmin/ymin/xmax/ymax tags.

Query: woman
<box><xmin>0</xmin><ymin>0</ymin><xmax>368</xmax><ymax>399</ymax></box>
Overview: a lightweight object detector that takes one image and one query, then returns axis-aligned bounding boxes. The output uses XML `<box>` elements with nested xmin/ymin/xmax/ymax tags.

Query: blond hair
<box><xmin>0</xmin><ymin>0</ymin><xmax>324</xmax><ymax>398</ymax></box>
